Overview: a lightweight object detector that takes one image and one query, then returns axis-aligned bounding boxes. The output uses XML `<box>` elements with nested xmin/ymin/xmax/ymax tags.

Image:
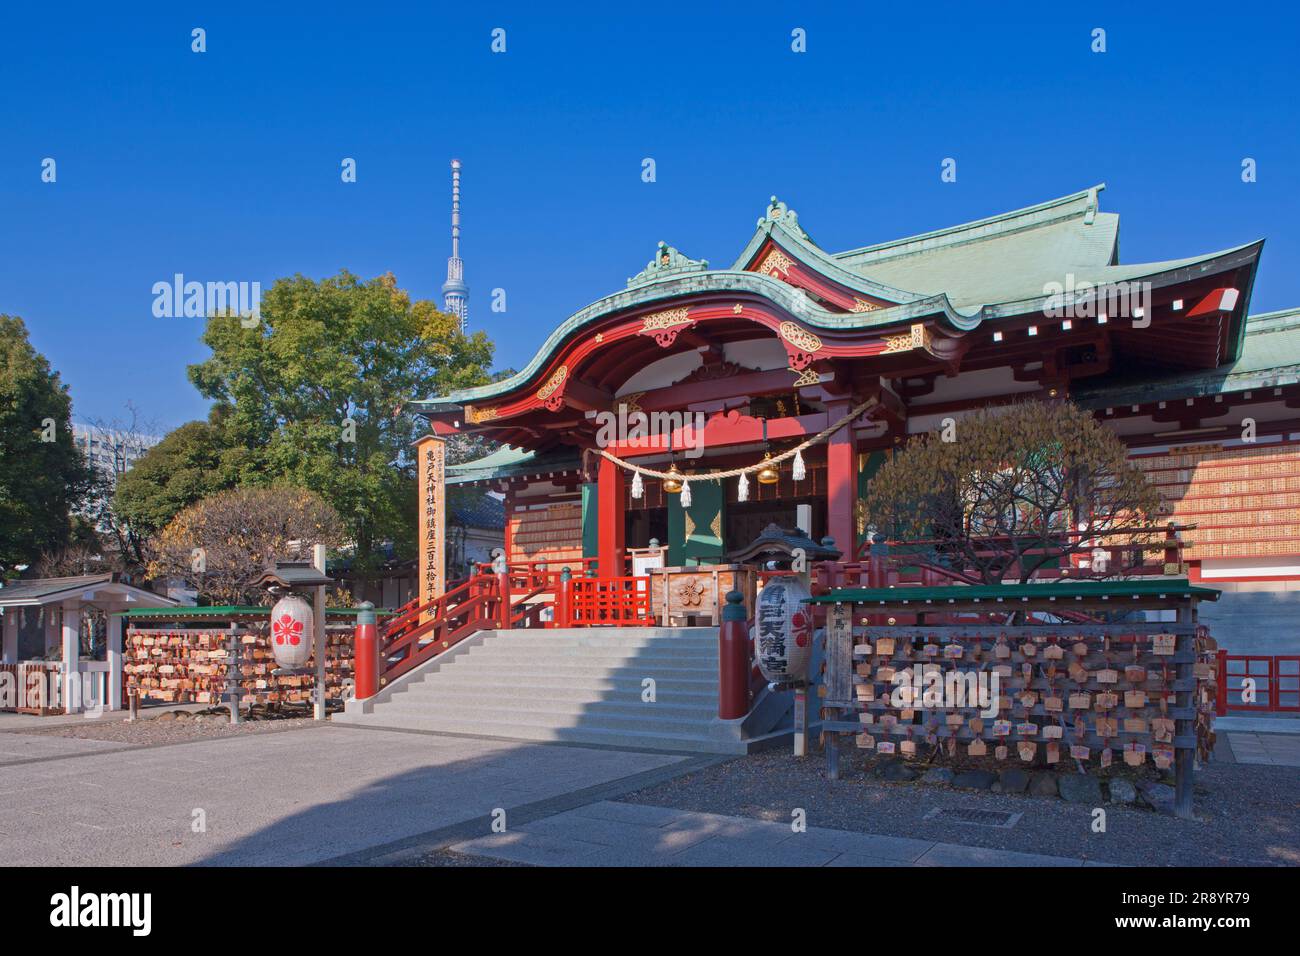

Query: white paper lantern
<box><xmin>753</xmin><ymin>577</ymin><xmax>813</xmax><ymax>684</ymax></box>
<box><xmin>270</xmin><ymin>594</ymin><xmax>314</xmax><ymax>668</ymax></box>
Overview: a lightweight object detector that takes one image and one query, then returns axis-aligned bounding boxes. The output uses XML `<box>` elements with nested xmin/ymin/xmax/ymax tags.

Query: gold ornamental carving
<box><xmin>778</xmin><ymin>321</ymin><xmax>823</xmax><ymax>354</ymax></box>
<box><xmin>790</xmin><ymin>366</ymin><xmax>819</xmax><ymax>388</ymax></box>
<box><xmin>535</xmin><ymin>365</ymin><xmax>568</xmax><ymax>402</ymax></box>
<box><xmin>882</xmin><ymin>323</ymin><xmax>932</xmax><ymax>354</ymax></box>
<box><xmin>641</xmin><ymin>307</ymin><xmax>692</xmax><ymax>331</ymax></box>
<box><xmin>758</xmin><ymin>248</ymin><xmax>794</xmax><ymax>277</ymax></box>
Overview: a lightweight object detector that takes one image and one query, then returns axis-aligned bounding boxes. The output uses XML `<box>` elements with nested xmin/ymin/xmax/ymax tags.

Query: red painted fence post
<box><xmin>498</xmin><ymin>570</ymin><xmax>513</xmax><ymax>630</ymax></box>
<box><xmin>556</xmin><ymin>567</ymin><xmax>572</xmax><ymax>628</ymax></box>
<box><xmin>353</xmin><ymin>601</ymin><xmax>378</xmax><ymax>701</ymax></box>
<box><xmin>718</xmin><ymin>590</ymin><xmax>751</xmax><ymax>720</ymax></box>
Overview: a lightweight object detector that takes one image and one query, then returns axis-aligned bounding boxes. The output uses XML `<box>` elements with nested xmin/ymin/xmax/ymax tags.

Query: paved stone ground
<box><xmin>448</xmin><ymin>801</ymin><xmax>1110</xmax><ymax>867</ymax></box>
<box><xmin>4</xmin><ymin>718</ymin><xmax>1294</xmax><ymax>868</ymax></box>
<box><xmin>1225</xmin><ymin>732</ymin><xmax>1300</xmax><ymax>767</ymax></box>
<box><xmin>611</xmin><ymin>744</ymin><xmax>1300</xmax><ymax>867</ymax></box>
<box><xmin>0</xmin><ymin>724</ymin><xmax>687</xmax><ymax>866</ymax></box>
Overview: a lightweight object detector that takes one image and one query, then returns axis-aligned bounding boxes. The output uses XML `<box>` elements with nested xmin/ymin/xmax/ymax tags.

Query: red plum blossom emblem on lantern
<box><xmin>269</xmin><ymin>594</ymin><xmax>314</xmax><ymax>668</ymax></box>
<box><xmin>273</xmin><ymin>614</ymin><xmax>303</xmax><ymax>646</ymax></box>
<box><xmin>791</xmin><ymin>609</ymin><xmax>811</xmax><ymax>648</ymax></box>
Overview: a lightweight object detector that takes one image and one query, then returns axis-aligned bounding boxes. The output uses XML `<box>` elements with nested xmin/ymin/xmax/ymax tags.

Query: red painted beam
<box><xmin>597</xmin><ymin>455</ymin><xmax>626</xmax><ymax>578</ymax></box>
<box><xmin>606</xmin><ymin>410</ymin><xmax>830</xmax><ymax>457</ymax></box>
<box><xmin>1186</xmin><ymin>288</ymin><xmax>1240</xmax><ymax>318</ymax></box>
<box><xmin>825</xmin><ymin>400</ymin><xmax>856</xmax><ymax>554</ymax></box>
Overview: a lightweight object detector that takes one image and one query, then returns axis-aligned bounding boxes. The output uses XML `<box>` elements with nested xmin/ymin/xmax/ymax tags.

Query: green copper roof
<box><xmin>415</xmin><ymin>187</ymin><xmax>1262</xmax><ymax>412</ymax></box>
<box><xmin>804</xmin><ymin>578</ymin><xmax>1219</xmax><ymax>605</ymax></box>
<box><xmin>445</xmin><ymin>446</ymin><xmax>581</xmax><ymax>484</ymax></box>
<box><xmin>115</xmin><ymin>606</ymin><xmax>391</xmax><ymax>618</ymax></box>
<box><xmin>833</xmin><ymin>185</ymin><xmax>1118</xmax><ymax>309</ymax></box>
<box><xmin>1074</xmin><ymin>307</ymin><xmax>1300</xmax><ymax>408</ymax></box>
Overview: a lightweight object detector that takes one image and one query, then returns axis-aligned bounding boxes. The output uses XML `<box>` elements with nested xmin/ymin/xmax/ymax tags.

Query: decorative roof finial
<box><xmin>759</xmin><ymin>194</ymin><xmax>809</xmax><ymax>240</ymax></box>
<box><xmin>627</xmin><ymin>241</ymin><xmax>708</xmax><ymax>287</ymax></box>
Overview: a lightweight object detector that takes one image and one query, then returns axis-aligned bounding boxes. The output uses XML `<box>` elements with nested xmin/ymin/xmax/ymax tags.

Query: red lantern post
<box><xmin>353</xmin><ymin>602</ymin><xmax>378</xmax><ymax>701</ymax></box>
<box><xmin>718</xmin><ymin>590</ymin><xmax>750</xmax><ymax>720</ymax></box>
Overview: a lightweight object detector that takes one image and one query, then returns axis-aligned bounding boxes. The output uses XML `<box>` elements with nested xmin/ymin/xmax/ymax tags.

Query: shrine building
<box><xmin>415</xmin><ymin>185</ymin><xmax>1298</xmax><ymax>654</ymax></box>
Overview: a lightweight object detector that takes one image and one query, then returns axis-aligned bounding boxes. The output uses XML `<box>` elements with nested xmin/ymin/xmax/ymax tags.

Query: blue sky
<box><xmin>3</xmin><ymin>1</ymin><xmax>1297</xmax><ymax>433</ymax></box>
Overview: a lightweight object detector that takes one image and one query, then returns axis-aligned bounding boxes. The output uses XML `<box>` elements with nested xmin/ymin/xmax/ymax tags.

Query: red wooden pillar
<box><xmin>555</xmin><ymin>567</ymin><xmax>573</xmax><ymax>628</ymax></box>
<box><xmin>718</xmin><ymin>591</ymin><xmax>750</xmax><ymax>719</ymax></box>
<box><xmin>826</xmin><ymin>402</ymin><xmax>856</xmax><ymax>560</ymax></box>
<box><xmin>597</xmin><ymin>455</ymin><xmax>626</xmax><ymax>579</ymax></box>
<box><xmin>497</xmin><ymin>570</ymin><xmax>513</xmax><ymax>630</ymax></box>
<box><xmin>353</xmin><ymin>602</ymin><xmax>378</xmax><ymax>700</ymax></box>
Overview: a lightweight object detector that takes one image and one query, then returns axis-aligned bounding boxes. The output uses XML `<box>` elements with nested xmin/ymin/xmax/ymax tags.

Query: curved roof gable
<box><xmin>415</xmin><ymin>186</ymin><xmax>1263</xmax><ymax>411</ymax></box>
<box><xmin>832</xmin><ymin>185</ymin><xmax>1120</xmax><ymax>309</ymax></box>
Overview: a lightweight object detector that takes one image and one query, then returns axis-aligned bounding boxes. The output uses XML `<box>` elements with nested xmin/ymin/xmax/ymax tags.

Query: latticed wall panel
<box><xmin>508</xmin><ymin>500</ymin><xmax>583</xmax><ymax>564</ymax></box>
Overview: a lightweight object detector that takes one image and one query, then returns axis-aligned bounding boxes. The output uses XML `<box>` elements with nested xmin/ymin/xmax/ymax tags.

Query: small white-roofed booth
<box><xmin>0</xmin><ymin>573</ymin><xmax>179</xmax><ymax>714</ymax></box>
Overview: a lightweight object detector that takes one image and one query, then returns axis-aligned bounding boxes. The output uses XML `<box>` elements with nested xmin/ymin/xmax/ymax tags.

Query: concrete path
<box><xmin>450</xmin><ymin>801</ymin><xmax>1110</xmax><ymax>867</ymax></box>
<box><xmin>1214</xmin><ymin>716</ymin><xmax>1300</xmax><ymax>734</ymax></box>
<box><xmin>1226</xmin><ymin>732</ymin><xmax>1300</xmax><ymax>767</ymax></box>
<box><xmin>0</xmin><ymin>725</ymin><xmax>687</xmax><ymax>866</ymax></box>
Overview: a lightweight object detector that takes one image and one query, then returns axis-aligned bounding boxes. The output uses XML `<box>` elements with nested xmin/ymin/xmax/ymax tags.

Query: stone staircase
<box><xmin>335</xmin><ymin>627</ymin><xmax>780</xmax><ymax>754</ymax></box>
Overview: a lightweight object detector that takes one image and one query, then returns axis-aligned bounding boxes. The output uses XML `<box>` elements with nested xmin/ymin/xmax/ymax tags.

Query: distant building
<box><xmin>73</xmin><ymin>422</ymin><xmax>160</xmax><ymax>486</ymax></box>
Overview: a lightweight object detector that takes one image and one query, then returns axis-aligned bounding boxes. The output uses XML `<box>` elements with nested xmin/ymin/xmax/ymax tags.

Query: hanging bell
<box><xmin>792</xmin><ymin>448</ymin><xmax>806</xmax><ymax>482</ymax></box>
<box><xmin>737</xmin><ymin>471</ymin><xmax>749</xmax><ymax>502</ymax></box>
<box><xmin>679</xmin><ymin>479</ymin><xmax>692</xmax><ymax>507</ymax></box>
<box><xmin>630</xmin><ymin>470</ymin><xmax>643</xmax><ymax>499</ymax></box>
<box><xmin>662</xmin><ymin>462</ymin><xmax>684</xmax><ymax>494</ymax></box>
<box><xmin>756</xmin><ymin>451</ymin><xmax>780</xmax><ymax>485</ymax></box>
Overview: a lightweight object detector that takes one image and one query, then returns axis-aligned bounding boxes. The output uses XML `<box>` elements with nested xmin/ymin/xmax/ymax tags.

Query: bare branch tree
<box><xmin>146</xmin><ymin>487</ymin><xmax>345</xmax><ymax>605</ymax></box>
<box><xmin>861</xmin><ymin>402</ymin><xmax>1164</xmax><ymax>584</ymax></box>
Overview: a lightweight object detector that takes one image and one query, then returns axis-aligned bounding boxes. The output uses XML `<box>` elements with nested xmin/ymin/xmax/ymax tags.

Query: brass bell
<box><xmin>755</xmin><ymin>452</ymin><xmax>780</xmax><ymax>485</ymax></box>
<box><xmin>662</xmin><ymin>462</ymin><xmax>684</xmax><ymax>494</ymax></box>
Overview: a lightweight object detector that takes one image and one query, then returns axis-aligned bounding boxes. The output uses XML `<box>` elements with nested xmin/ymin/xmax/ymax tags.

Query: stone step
<box><xmin>462</xmin><ymin>644</ymin><xmax>716</xmax><ymax>663</ymax></box>
<box><xmin>333</xmin><ymin>711</ymin><xmax>744</xmax><ymax>754</ymax></box>
<box><xmin>397</xmin><ymin>681</ymin><xmax>722</xmax><ymax>712</ymax></box>
<box><xmin>475</xmin><ymin>636</ymin><xmax>718</xmax><ymax>652</ymax></box>
<box><xmin>388</xmin><ymin>695</ymin><xmax>716</xmax><ymax>720</ymax></box>
<box><xmin>437</xmin><ymin>662</ymin><xmax>718</xmax><ymax>681</ymax></box>
<box><xmin>380</xmin><ymin>699</ymin><xmax>716</xmax><ymax>732</ymax></box>
<box><xmin>394</xmin><ymin>676</ymin><xmax>717</xmax><ymax>703</ymax></box>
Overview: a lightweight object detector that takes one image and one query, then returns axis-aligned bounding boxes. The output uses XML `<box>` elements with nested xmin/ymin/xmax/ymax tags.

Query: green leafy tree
<box><xmin>860</xmin><ymin>401</ymin><xmax>1163</xmax><ymax>583</ymax></box>
<box><xmin>186</xmin><ymin>271</ymin><xmax>493</xmax><ymax>575</ymax></box>
<box><xmin>0</xmin><ymin>315</ymin><xmax>96</xmax><ymax>575</ymax></box>
<box><xmin>113</xmin><ymin>418</ymin><xmax>232</xmax><ymax>560</ymax></box>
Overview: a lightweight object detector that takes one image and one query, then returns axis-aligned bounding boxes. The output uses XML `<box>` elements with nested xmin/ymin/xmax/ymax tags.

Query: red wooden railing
<box><xmin>854</xmin><ymin>523</ymin><xmax>1193</xmax><ymax>581</ymax></box>
<box><xmin>566</xmin><ymin>576</ymin><xmax>653</xmax><ymax>626</ymax></box>
<box><xmin>377</xmin><ymin>574</ymin><xmax>506</xmax><ymax>686</ymax></box>
<box><xmin>1216</xmin><ymin>652</ymin><xmax>1300</xmax><ymax>715</ymax></box>
<box><xmin>374</xmin><ymin>564</ymin><xmax>642</xmax><ymax>688</ymax></box>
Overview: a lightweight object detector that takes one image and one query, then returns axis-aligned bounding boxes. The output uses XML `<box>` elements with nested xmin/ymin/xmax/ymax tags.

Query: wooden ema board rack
<box><xmin>813</xmin><ymin>582</ymin><xmax>1219</xmax><ymax>819</ymax></box>
<box><xmin>125</xmin><ymin>628</ymin><xmax>354</xmax><ymax>705</ymax></box>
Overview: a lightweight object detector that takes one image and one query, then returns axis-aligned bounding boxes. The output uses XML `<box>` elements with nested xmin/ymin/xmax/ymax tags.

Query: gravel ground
<box><xmin>413</xmin><ymin>849</ymin><xmax>529</xmax><ymax>867</ymax></box>
<box><xmin>10</xmin><ymin>708</ymin><xmax>323</xmax><ymax>746</ymax></box>
<box><xmin>616</xmin><ymin>750</ymin><xmax>1300</xmax><ymax>866</ymax></box>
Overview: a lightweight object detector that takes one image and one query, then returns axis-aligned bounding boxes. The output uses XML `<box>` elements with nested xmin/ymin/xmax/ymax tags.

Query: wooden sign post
<box><xmin>416</xmin><ymin>435</ymin><xmax>448</xmax><ymax>621</ymax></box>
